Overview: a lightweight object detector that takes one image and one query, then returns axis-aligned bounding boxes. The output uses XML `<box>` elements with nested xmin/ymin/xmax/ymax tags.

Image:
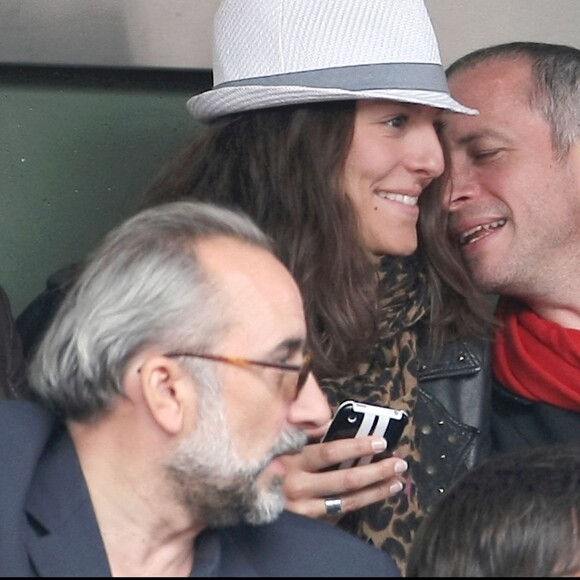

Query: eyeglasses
<box><xmin>164</xmin><ymin>351</ymin><xmax>313</xmax><ymax>400</ymax></box>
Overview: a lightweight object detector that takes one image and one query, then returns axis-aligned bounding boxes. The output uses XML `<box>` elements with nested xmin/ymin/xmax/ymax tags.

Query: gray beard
<box><xmin>167</xmin><ymin>404</ymin><xmax>307</xmax><ymax>527</ymax></box>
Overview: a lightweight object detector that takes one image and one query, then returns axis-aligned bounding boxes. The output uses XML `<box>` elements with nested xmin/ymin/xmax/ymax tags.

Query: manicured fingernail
<box><xmin>390</xmin><ymin>481</ymin><xmax>403</xmax><ymax>494</ymax></box>
<box><xmin>372</xmin><ymin>438</ymin><xmax>387</xmax><ymax>452</ymax></box>
<box><xmin>394</xmin><ymin>460</ymin><xmax>408</xmax><ymax>474</ymax></box>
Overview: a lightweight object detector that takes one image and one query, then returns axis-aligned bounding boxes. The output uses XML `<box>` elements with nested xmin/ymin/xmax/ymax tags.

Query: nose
<box><xmin>446</xmin><ymin>157</ymin><xmax>477</xmax><ymax>212</ymax></box>
<box><xmin>408</xmin><ymin>125</ymin><xmax>445</xmax><ymax>180</ymax></box>
<box><xmin>288</xmin><ymin>372</ymin><xmax>331</xmax><ymax>433</ymax></box>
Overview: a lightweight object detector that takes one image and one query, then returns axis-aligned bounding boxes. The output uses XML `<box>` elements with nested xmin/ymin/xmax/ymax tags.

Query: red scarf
<box><xmin>493</xmin><ymin>297</ymin><xmax>580</xmax><ymax>412</ymax></box>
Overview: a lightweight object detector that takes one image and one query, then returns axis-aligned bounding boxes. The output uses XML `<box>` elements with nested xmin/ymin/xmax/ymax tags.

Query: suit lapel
<box><xmin>25</xmin><ymin>427</ymin><xmax>111</xmax><ymax>576</ymax></box>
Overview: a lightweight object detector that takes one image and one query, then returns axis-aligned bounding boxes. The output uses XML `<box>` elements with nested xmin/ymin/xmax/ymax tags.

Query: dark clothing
<box><xmin>321</xmin><ymin>321</ymin><xmax>493</xmax><ymax>567</ymax></box>
<box><xmin>490</xmin><ymin>296</ymin><xmax>580</xmax><ymax>452</ymax></box>
<box><xmin>0</xmin><ymin>285</ymin><xmax>28</xmax><ymax>398</ymax></box>
<box><xmin>415</xmin><ymin>334</ymin><xmax>493</xmax><ymax>512</ymax></box>
<box><xmin>0</xmin><ymin>400</ymin><xmax>400</xmax><ymax>577</ymax></box>
<box><xmin>491</xmin><ymin>379</ymin><xmax>580</xmax><ymax>452</ymax></box>
<box><xmin>16</xmin><ymin>263</ymin><xmax>495</xmax><ymax>570</ymax></box>
<box><xmin>16</xmin><ymin>264</ymin><xmax>79</xmax><ymax>362</ymax></box>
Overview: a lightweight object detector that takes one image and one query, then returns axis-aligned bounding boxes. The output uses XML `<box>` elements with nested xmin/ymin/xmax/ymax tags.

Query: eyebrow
<box><xmin>445</xmin><ymin>127</ymin><xmax>510</xmax><ymax>148</ymax></box>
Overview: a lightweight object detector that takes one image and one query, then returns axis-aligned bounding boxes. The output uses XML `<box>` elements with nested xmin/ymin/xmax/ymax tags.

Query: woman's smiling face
<box><xmin>343</xmin><ymin>100</ymin><xmax>445</xmax><ymax>256</ymax></box>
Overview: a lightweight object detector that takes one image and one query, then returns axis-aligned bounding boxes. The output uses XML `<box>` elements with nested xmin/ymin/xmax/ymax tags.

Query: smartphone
<box><xmin>320</xmin><ymin>400</ymin><xmax>409</xmax><ymax>470</ymax></box>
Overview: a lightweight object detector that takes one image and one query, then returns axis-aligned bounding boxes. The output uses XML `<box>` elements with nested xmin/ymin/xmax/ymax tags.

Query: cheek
<box><xmin>345</xmin><ymin>135</ymin><xmax>396</xmax><ymax>185</ymax></box>
<box><xmin>343</xmin><ymin>156</ymin><xmax>389</xmax><ymax>214</ymax></box>
<box><xmin>226</xmin><ymin>388</ymin><xmax>286</xmax><ymax>461</ymax></box>
<box><xmin>483</xmin><ymin>165</ymin><xmax>538</xmax><ymax>210</ymax></box>
<box><xmin>346</xmin><ymin>146</ymin><xmax>394</xmax><ymax>183</ymax></box>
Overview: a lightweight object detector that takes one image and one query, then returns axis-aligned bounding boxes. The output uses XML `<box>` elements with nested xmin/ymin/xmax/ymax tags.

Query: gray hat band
<box><xmin>215</xmin><ymin>62</ymin><xmax>450</xmax><ymax>94</ymax></box>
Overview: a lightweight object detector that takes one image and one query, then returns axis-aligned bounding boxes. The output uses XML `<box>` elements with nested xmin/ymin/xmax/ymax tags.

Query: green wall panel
<box><xmin>1</xmin><ymin>66</ymin><xmax>211</xmax><ymax>315</ymax></box>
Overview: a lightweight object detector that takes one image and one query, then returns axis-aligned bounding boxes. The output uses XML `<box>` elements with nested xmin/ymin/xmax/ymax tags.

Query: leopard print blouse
<box><xmin>320</xmin><ymin>254</ymin><xmax>428</xmax><ymax>574</ymax></box>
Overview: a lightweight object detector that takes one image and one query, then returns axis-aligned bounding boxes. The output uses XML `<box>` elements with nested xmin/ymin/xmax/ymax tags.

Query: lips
<box><xmin>458</xmin><ymin>219</ymin><xmax>507</xmax><ymax>245</ymax></box>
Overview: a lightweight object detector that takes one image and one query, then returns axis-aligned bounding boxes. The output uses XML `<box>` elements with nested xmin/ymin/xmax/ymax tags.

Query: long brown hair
<box><xmin>418</xmin><ymin>168</ymin><xmax>496</xmax><ymax>353</ymax></box>
<box><xmin>143</xmin><ymin>102</ymin><xmax>494</xmax><ymax>377</ymax></box>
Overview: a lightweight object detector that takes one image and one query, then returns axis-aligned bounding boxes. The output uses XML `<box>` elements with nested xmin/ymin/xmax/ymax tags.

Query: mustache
<box><xmin>269</xmin><ymin>428</ymin><xmax>308</xmax><ymax>461</ymax></box>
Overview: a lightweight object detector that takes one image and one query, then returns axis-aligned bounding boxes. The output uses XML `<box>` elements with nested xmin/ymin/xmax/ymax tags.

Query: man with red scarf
<box><xmin>443</xmin><ymin>41</ymin><xmax>580</xmax><ymax>452</ymax></box>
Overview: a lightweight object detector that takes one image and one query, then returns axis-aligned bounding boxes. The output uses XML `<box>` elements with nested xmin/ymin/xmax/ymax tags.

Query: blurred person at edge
<box><xmin>443</xmin><ymin>42</ymin><xmax>580</xmax><ymax>453</ymax></box>
<box><xmin>407</xmin><ymin>445</ymin><xmax>580</xmax><ymax>577</ymax></box>
<box><xmin>0</xmin><ymin>284</ymin><xmax>28</xmax><ymax>398</ymax></box>
<box><xmin>14</xmin><ymin>0</ymin><xmax>496</xmax><ymax>571</ymax></box>
<box><xmin>0</xmin><ymin>201</ymin><xmax>401</xmax><ymax>577</ymax></box>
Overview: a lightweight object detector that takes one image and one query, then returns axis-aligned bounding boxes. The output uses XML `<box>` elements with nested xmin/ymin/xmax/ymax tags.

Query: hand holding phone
<box><xmin>320</xmin><ymin>400</ymin><xmax>408</xmax><ymax>470</ymax></box>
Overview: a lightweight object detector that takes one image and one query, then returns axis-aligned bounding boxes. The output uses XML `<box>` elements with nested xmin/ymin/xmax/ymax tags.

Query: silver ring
<box><xmin>324</xmin><ymin>497</ymin><xmax>343</xmax><ymax>516</ymax></box>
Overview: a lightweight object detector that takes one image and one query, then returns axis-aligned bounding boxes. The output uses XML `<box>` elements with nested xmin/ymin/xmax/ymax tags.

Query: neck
<box><xmin>69</xmin><ymin>419</ymin><xmax>205</xmax><ymax>577</ymax></box>
<box><xmin>518</xmin><ymin>295</ymin><xmax>580</xmax><ymax>330</ymax></box>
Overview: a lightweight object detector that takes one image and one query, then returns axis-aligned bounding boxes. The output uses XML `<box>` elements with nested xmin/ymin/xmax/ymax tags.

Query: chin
<box><xmin>245</xmin><ymin>479</ymin><xmax>286</xmax><ymax>525</ymax></box>
<box><xmin>383</xmin><ymin>246</ymin><xmax>417</xmax><ymax>257</ymax></box>
<box><xmin>371</xmin><ymin>243</ymin><xmax>417</xmax><ymax>256</ymax></box>
<box><xmin>245</xmin><ymin>492</ymin><xmax>285</xmax><ymax>525</ymax></box>
<box><xmin>376</xmin><ymin>235</ymin><xmax>418</xmax><ymax>257</ymax></box>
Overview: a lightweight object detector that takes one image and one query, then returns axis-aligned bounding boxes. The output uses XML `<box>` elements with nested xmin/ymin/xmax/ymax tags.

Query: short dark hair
<box><xmin>447</xmin><ymin>41</ymin><xmax>580</xmax><ymax>158</ymax></box>
<box><xmin>407</xmin><ymin>444</ymin><xmax>580</xmax><ymax>577</ymax></box>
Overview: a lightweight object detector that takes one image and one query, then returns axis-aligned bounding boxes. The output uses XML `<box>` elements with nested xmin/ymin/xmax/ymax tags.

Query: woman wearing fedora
<box><xmin>142</xmin><ymin>0</ymin><xmax>496</xmax><ymax>571</ymax></box>
<box><xmin>19</xmin><ymin>0</ymin><xmax>495</xmax><ymax>572</ymax></box>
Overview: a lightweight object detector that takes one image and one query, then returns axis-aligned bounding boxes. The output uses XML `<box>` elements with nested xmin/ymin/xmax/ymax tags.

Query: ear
<box><xmin>138</xmin><ymin>356</ymin><xmax>198</xmax><ymax>436</ymax></box>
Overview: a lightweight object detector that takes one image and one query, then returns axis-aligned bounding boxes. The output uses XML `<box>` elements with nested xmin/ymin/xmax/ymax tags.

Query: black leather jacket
<box><xmin>415</xmin><ymin>335</ymin><xmax>493</xmax><ymax>512</ymax></box>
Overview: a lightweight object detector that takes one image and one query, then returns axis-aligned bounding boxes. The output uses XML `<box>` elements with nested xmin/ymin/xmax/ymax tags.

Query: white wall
<box><xmin>426</xmin><ymin>0</ymin><xmax>580</xmax><ymax>67</ymax></box>
<box><xmin>2</xmin><ymin>0</ymin><xmax>579</xmax><ymax>70</ymax></box>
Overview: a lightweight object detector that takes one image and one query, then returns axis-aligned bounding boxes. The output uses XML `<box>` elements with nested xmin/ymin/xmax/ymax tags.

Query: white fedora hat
<box><xmin>188</xmin><ymin>0</ymin><xmax>477</xmax><ymax>122</ymax></box>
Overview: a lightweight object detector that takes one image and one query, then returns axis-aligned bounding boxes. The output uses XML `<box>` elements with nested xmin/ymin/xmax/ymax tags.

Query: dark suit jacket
<box><xmin>0</xmin><ymin>401</ymin><xmax>400</xmax><ymax>577</ymax></box>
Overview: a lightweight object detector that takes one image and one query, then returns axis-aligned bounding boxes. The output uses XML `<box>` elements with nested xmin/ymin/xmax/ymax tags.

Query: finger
<box><xmin>301</xmin><ymin>435</ymin><xmax>390</xmax><ymax>471</ymax></box>
<box><xmin>319</xmin><ymin>455</ymin><xmax>408</xmax><ymax>497</ymax></box>
<box><xmin>281</xmin><ymin>440</ymin><xmax>396</xmax><ymax>502</ymax></box>
<box><xmin>283</xmin><ymin>455</ymin><xmax>408</xmax><ymax>511</ymax></box>
<box><xmin>286</xmin><ymin>474</ymin><xmax>406</xmax><ymax>519</ymax></box>
<box><xmin>323</xmin><ymin>477</ymin><xmax>406</xmax><ymax>519</ymax></box>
